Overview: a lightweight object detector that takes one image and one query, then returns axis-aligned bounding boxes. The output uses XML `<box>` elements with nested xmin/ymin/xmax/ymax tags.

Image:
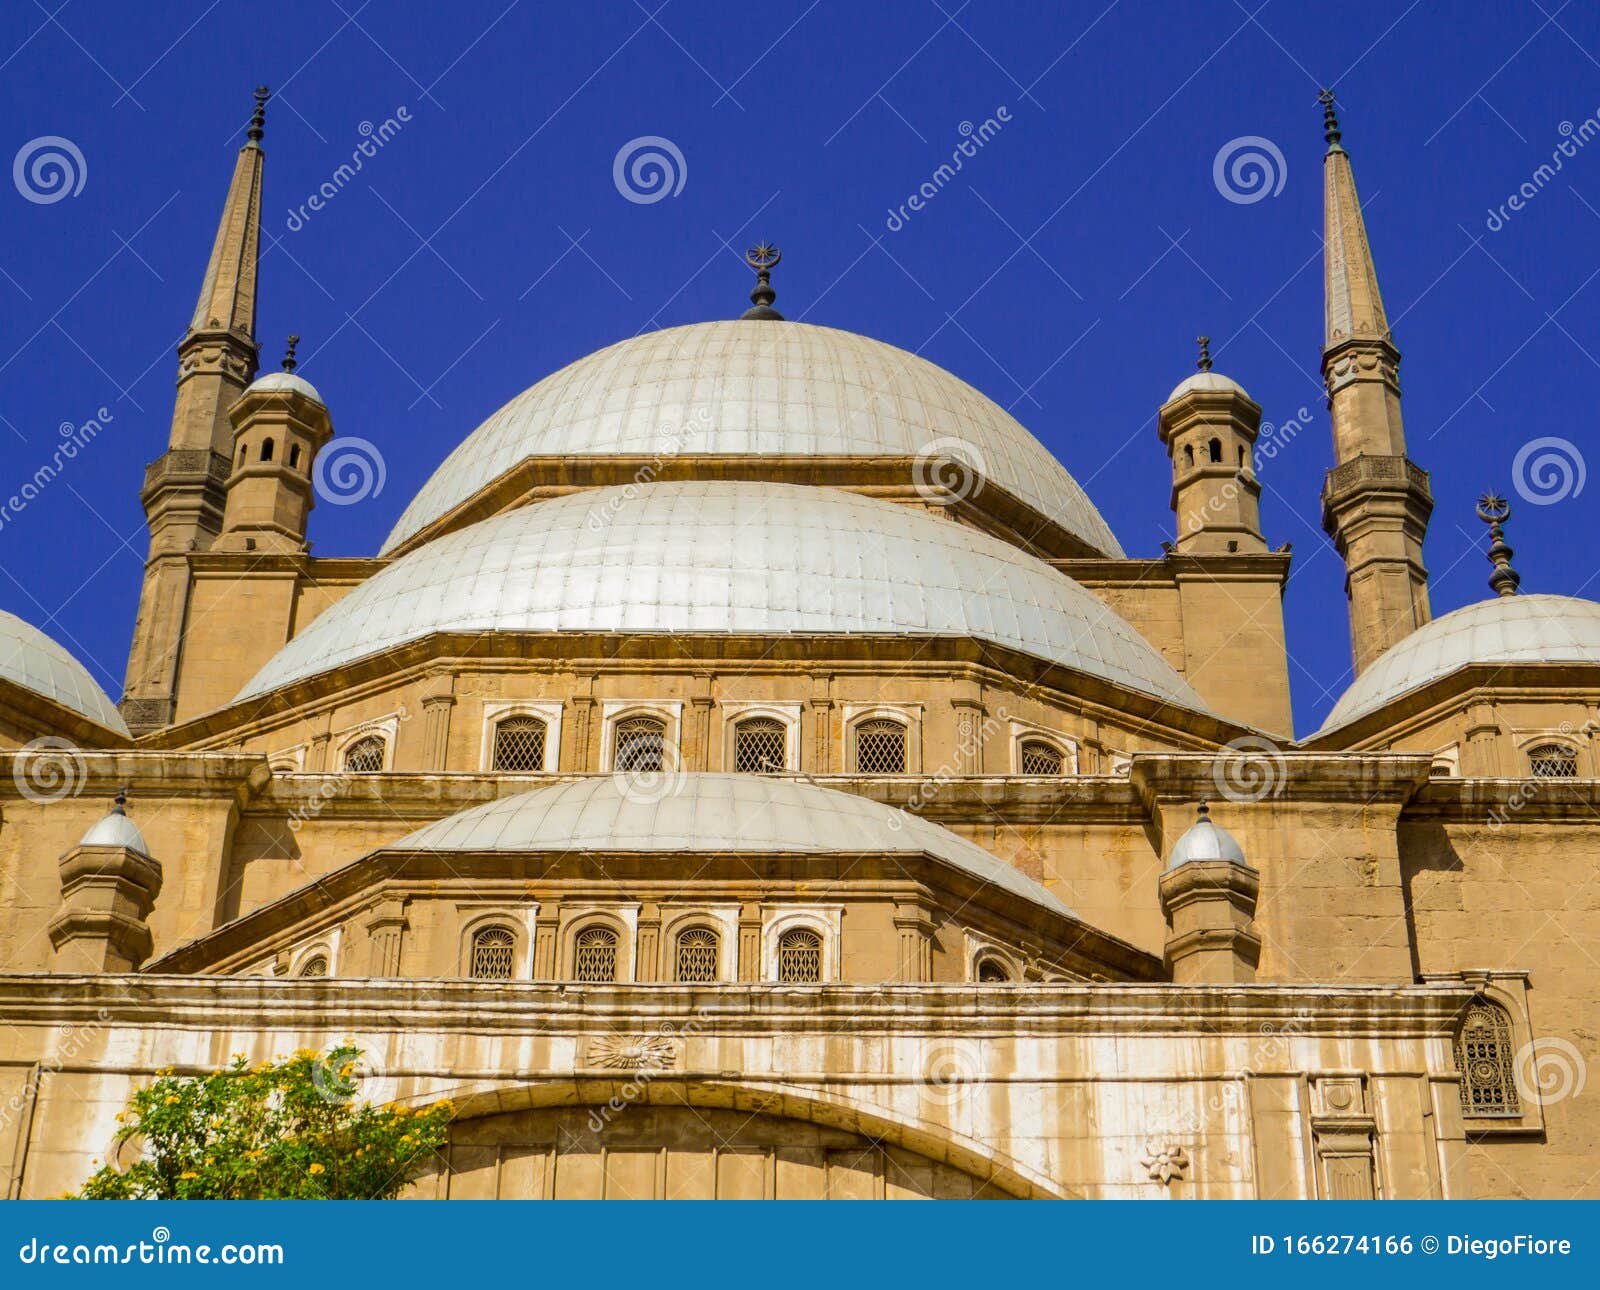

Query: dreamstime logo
<box><xmin>916</xmin><ymin>1039</ymin><xmax>984</xmax><ymax>1109</ymax></box>
<box><xmin>884</xmin><ymin>108</ymin><xmax>1012</xmax><ymax>232</ymax></box>
<box><xmin>13</xmin><ymin>136</ymin><xmax>87</xmax><ymax>204</ymax></box>
<box><xmin>285</xmin><ymin>107</ymin><xmax>411</xmax><ymax>232</ymax></box>
<box><xmin>1512</xmin><ymin>436</ymin><xmax>1585</xmax><ymax>505</ymax></box>
<box><xmin>12</xmin><ymin>737</ymin><xmax>87</xmax><ymax>803</ymax></box>
<box><xmin>612</xmin><ymin>136</ymin><xmax>687</xmax><ymax>205</ymax></box>
<box><xmin>913</xmin><ymin>436</ymin><xmax>986</xmax><ymax>506</ymax></box>
<box><xmin>1210</xmin><ymin>735</ymin><xmax>1287</xmax><ymax>803</ymax></box>
<box><xmin>314</xmin><ymin>437</ymin><xmax>387</xmax><ymax>506</ymax></box>
<box><xmin>1212</xmin><ymin>135</ymin><xmax>1286</xmax><ymax>205</ymax></box>
<box><xmin>612</xmin><ymin>740</ymin><xmax>685</xmax><ymax>806</ymax></box>
<box><xmin>1515</xmin><ymin>1036</ymin><xmax>1586</xmax><ymax>1106</ymax></box>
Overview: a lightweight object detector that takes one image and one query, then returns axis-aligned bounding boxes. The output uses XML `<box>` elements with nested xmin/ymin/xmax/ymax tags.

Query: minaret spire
<box><xmin>122</xmin><ymin>87</ymin><xmax>271</xmax><ymax>733</ymax></box>
<box><xmin>1317</xmin><ymin>91</ymin><xmax>1433</xmax><ymax>676</ymax></box>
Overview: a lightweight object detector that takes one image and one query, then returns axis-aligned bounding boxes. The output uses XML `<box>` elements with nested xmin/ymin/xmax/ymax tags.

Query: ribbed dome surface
<box><xmin>394</xmin><ymin>773</ymin><xmax>1074</xmax><ymax>916</ymax></box>
<box><xmin>382</xmin><ymin>321</ymin><xmax>1123</xmax><ymax>557</ymax></box>
<box><xmin>0</xmin><ymin>609</ymin><xmax>127</xmax><ymax>734</ymax></box>
<box><xmin>1320</xmin><ymin>594</ymin><xmax>1600</xmax><ymax>731</ymax></box>
<box><xmin>238</xmin><ymin>481</ymin><xmax>1205</xmax><ymax>711</ymax></box>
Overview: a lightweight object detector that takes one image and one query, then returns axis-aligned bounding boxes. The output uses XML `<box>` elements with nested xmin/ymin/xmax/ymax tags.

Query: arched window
<box><xmin>1237</xmin><ymin>446</ymin><xmax>1247</xmax><ymax>467</ymax></box>
<box><xmin>734</xmin><ymin>717</ymin><xmax>787</xmax><ymax>773</ymax></box>
<box><xmin>975</xmin><ymin>956</ymin><xmax>1011</xmax><ymax>983</ymax></box>
<box><xmin>342</xmin><ymin>735</ymin><xmax>386</xmax><ymax>773</ymax></box>
<box><xmin>493</xmin><ymin>715</ymin><xmax>548</xmax><ymax>771</ymax></box>
<box><xmin>854</xmin><ymin>717</ymin><xmax>907</xmax><ymax>774</ymax></box>
<box><xmin>614</xmin><ymin>716</ymin><xmax>666</xmax><ymax>773</ymax></box>
<box><xmin>237</xmin><ymin>443</ymin><xmax>248</xmax><ymax>467</ymax></box>
<box><xmin>469</xmin><ymin>925</ymin><xmax>516</xmax><ymax>980</ymax></box>
<box><xmin>573</xmin><ymin>926</ymin><xmax>619</xmax><ymax>983</ymax></box>
<box><xmin>1207</xmin><ymin>437</ymin><xmax>1222</xmax><ymax>463</ymax></box>
<box><xmin>674</xmin><ymin>926</ymin><xmax>720</xmax><ymax>983</ymax></box>
<box><xmin>289</xmin><ymin>444</ymin><xmax>302</xmax><ymax>469</ymax></box>
<box><xmin>777</xmin><ymin>928</ymin><xmax>822</xmax><ymax>982</ymax></box>
<box><xmin>298</xmin><ymin>954</ymin><xmax>329</xmax><ymax>978</ymax></box>
<box><xmin>261</xmin><ymin>437</ymin><xmax>275</xmax><ymax>462</ymax></box>
<box><xmin>1019</xmin><ymin>739</ymin><xmax>1064</xmax><ymax>775</ymax></box>
<box><xmin>1454</xmin><ymin>999</ymin><xmax>1520</xmax><ymax>1118</ymax></box>
<box><xmin>1528</xmin><ymin>743</ymin><xmax>1578</xmax><ymax>778</ymax></box>
<box><xmin>1183</xmin><ymin>444</ymin><xmax>1194</xmax><ymax>467</ymax></box>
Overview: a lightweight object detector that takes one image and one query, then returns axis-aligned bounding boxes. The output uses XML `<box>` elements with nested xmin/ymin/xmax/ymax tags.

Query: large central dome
<box><xmin>241</xmin><ymin>480</ymin><xmax>1199</xmax><ymax>710</ymax></box>
<box><xmin>382</xmin><ymin>321</ymin><xmax>1123</xmax><ymax>558</ymax></box>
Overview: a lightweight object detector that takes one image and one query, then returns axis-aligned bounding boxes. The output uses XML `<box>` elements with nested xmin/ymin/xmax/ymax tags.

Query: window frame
<box><xmin>456</xmin><ymin>907</ymin><xmax>537</xmax><ymax>980</ymax></box>
<box><xmin>842</xmin><ymin>705</ymin><xmax>921</xmax><ymax>775</ymax></box>
<box><xmin>467</xmin><ymin>923</ymin><xmax>519</xmax><ymax>981</ymax></box>
<box><xmin>722</xmin><ymin>703</ymin><xmax>802</xmax><ymax>773</ymax></box>
<box><xmin>478</xmin><ymin>701</ymin><xmax>563</xmax><ymax>773</ymax></box>
<box><xmin>1010</xmin><ymin>724</ymin><xmax>1079</xmax><ymax>776</ymax></box>
<box><xmin>661</xmin><ymin>906</ymin><xmax>739</xmax><ymax>982</ymax></box>
<box><xmin>600</xmin><ymin>702</ymin><xmax>683</xmax><ymax>774</ymax></box>
<box><xmin>1525</xmin><ymin>740</ymin><xmax>1580</xmax><ymax>779</ymax></box>
<box><xmin>340</xmin><ymin>733</ymin><xmax>389</xmax><ymax>774</ymax></box>
<box><xmin>556</xmin><ymin>906</ymin><xmax>639</xmax><ymax>982</ymax></box>
<box><xmin>760</xmin><ymin>906</ymin><xmax>842</xmax><ymax>983</ymax></box>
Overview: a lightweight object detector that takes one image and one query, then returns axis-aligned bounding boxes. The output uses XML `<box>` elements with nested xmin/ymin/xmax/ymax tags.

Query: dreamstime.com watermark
<box><xmin>0</xmin><ymin>407</ymin><xmax>114</xmax><ymax>535</ymax></box>
<box><xmin>1485</xmin><ymin>110</ymin><xmax>1600</xmax><ymax>232</ymax></box>
<box><xmin>612</xmin><ymin>136</ymin><xmax>687</xmax><ymax>204</ymax></box>
<box><xmin>285</xmin><ymin>108</ymin><xmax>411</xmax><ymax>232</ymax></box>
<box><xmin>1212</xmin><ymin>135</ymin><xmax>1287</xmax><ymax>205</ymax></box>
<box><xmin>884</xmin><ymin>109</ymin><xmax>1012</xmax><ymax>232</ymax></box>
<box><xmin>17</xmin><ymin>1228</ymin><xmax>283</xmax><ymax>1267</ymax></box>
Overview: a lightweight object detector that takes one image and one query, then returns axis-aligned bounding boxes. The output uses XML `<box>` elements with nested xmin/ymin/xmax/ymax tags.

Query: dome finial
<box><xmin>1477</xmin><ymin>492</ymin><xmax>1521</xmax><ymax>597</ymax></box>
<box><xmin>1317</xmin><ymin>87</ymin><xmax>1343</xmax><ymax>153</ymax></box>
<box><xmin>112</xmin><ymin>786</ymin><xmax>128</xmax><ymax>816</ymax></box>
<box><xmin>1196</xmin><ymin>798</ymin><xmax>1210</xmax><ymax>819</ymax></box>
<box><xmin>741</xmin><ymin>242</ymin><xmax>784</xmax><ymax>321</ymax></box>
<box><xmin>1196</xmin><ymin>335</ymin><xmax>1212</xmax><ymax>373</ymax></box>
<box><xmin>282</xmin><ymin>333</ymin><xmax>299</xmax><ymax>372</ymax></box>
<box><xmin>248</xmin><ymin>86</ymin><xmax>270</xmax><ymax>146</ymax></box>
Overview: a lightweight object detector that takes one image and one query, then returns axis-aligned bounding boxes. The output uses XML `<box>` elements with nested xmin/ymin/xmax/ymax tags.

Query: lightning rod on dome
<box><xmin>741</xmin><ymin>242</ymin><xmax>784</xmax><ymax>321</ymax></box>
<box><xmin>1476</xmin><ymin>492</ymin><xmax>1521</xmax><ymax>597</ymax></box>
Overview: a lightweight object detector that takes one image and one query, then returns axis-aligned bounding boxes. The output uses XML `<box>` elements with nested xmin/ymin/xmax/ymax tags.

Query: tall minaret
<box><xmin>122</xmin><ymin>88</ymin><xmax>269</xmax><ymax>733</ymax></box>
<box><xmin>1318</xmin><ymin>90</ymin><xmax>1432</xmax><ymax>675</ymax></box>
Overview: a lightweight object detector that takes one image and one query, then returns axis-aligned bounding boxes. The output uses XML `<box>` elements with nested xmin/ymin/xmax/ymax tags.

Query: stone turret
<box><xmin>48</xmin><ymin>792</ymin><xmax>163</xmax><ymax>972</ymax></box>
<box><xmin>1158</xmin><ymin>336</ymin><xmax>1266</xmax><ymax>554</ymax></box>
<box><xmin>1158</xmin><ymin>802</ymin><xmax>1260</xmax><ymax>984</ymax></box>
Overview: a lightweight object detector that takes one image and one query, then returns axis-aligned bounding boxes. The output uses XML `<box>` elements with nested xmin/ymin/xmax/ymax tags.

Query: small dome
<box><xmin>0</xmin><ymin>609</ymin><xmax>128</xmax><ymax>734</ymax></box>
<box><xmin>394</xmin><ymin>773</ymin><xmax>1075</xmax><ymax>917</ymax></box>
<box><xmin>1165</xmin><ymin>370</ymin><xmax>1249</xmax><ymax>403</ymax></box>
<box><xmin>245</xmin><ymin>370</ymin><xmax>324</xmax><ymax>405</ymax></box>
<box><xmin>383</xmin><ymin>321</ymin><xmax>1123</xmax><ymax>557</ymax></box>
<box><xmin>79</xmin><ymin>805</ymin><xmax>150</xmax><ymax>854</ymax></box>
<box><xmin>1166</xmin><ymin>804</ymin><xmax>1247</xmax><ymax>870</ymax></box>
<box><xmin>1320</xmin><ymin>594</ymin><xmax>1600</xmax><ymax>732</ymax></box>
<box><xmin>236</xmin><ymin>481</ymin><xmax>1208</xmax><ymax>713</ymax></box>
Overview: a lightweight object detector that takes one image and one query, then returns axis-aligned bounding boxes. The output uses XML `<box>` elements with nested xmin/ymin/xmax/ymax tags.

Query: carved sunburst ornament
<box><xmin>588</xmin><ymin>1033</ymin><xmax>678</xmax><ymax>1070</ymax></box>
<box><xmin>1141</xmin><ymin>1142</ymin><xmax>1189</xmax><ymax>1185</ymax></box>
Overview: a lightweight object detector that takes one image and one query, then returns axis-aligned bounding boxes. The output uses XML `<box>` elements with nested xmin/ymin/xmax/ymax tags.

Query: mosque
<box><xmin>0</xmin><ymin>89</ymin><xmax>1594</xmax><ymax>1199</ymax></box>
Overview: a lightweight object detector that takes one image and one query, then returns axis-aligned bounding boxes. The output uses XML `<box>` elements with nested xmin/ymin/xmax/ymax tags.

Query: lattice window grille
<box><xmin>777</xmin><ymin>928</ymin><xmax>822</xmax><ymax>982</ymax></box>
<box><xmin>298</xmin><ymin>954</ymin><xmax>329</xmax><ymax>978</ymax></box>
<box><xmin>1455</xmin><ymin>1000</ymin><xmax>1520</xmax><ymax>1118</ymax></box>
<box><xmin>493</xmin><ymin>716</ymin><xmax>548</xmax><ymax>771</ymax></box>
<box><xmin>976</xmin><ymin>957</ymin><xmax>1010</xmax><ymax>983</ymax></box>
<box><xmin>1019</xmin><ymin>739</ymin><xmax>1064</xmax><ymax>775</ymax></box>
<box><xmin>675</xmin><ymin>927</ymin><xmax>720</xmax><ymax>983</ymax></box>
<box><xmin>342</xmin><ymin>735</ymin><xmax>386</xmax><ymax>773</ymax></box>
<box><xmin>855</xmin><ymin>718</ymin><xmax>908</xmax><ymax>774</ymax></box>
<box><xmin>470</xmin><ymin>926</ymin><xmax>516</xmax><ymax>980</ymax></box>
<box><xmin>735</xmin><ymin>718</ymin><xmax>787</xmax><ymax>773</ymax></box>
<box><xmin>573</xmin><ymin>926</ymin><xmax>619</xmax><ymax>983</ymax></box>
<box><xmin>1528</xmin><ymin>744</ymin><xmax>1578</xmax><ymax>778</ymax></box>
<box><xmin>615</xmin><ymin>717</ymin><xmax>667</xmax><ymax>773</ymax></box>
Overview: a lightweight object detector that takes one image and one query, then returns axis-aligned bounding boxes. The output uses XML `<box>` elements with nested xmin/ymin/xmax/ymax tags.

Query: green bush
<box><xmin>73</xmin><ymin>1045</ymin><xmax>453</xmax><ymax>1200</ymax></box>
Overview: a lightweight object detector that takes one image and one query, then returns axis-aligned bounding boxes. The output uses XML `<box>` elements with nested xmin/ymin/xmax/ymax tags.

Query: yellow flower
<box><xmin>179</xmin><ymin>1172</ymin><xmax>198</xmax><ymax>1180</ymax></box>
<box><xmin>308</xmin><ymin>1163</ymin><xmax>325</xmax><ymax>1175</ymax></box>
<box><xmin>339</xmin><ymin>1062</ymin><xmax>355</xmax><ymax>1077</ymax></box>
<box><xmin>164</xmin><ymin>1095</ymin><xmax>180</xmax><ymax>1105</ymax></box>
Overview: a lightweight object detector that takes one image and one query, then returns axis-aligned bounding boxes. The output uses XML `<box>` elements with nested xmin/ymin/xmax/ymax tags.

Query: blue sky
<box><xmin>0</xmin><ymin>0</ymin><xmax>1596</xmax><ymax>735</ymax></box>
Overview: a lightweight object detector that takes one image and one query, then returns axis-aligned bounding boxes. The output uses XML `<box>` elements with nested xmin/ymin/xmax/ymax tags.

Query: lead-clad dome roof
<box><xmin>1319</xmin><ymin>594</ymin><xmax>1600</xmax><ymax>732</ymax></box>
<box><xmin>0</xmin><ymin>609</ymin><xmax>128</xmax><ymax>734</ymax></box>
<box><xmin>394</xmin><ymin>773</ymin><xmax>1075</xmax><ymax>917</ymax></box>
<box><xmin>381</xmin><ymin>321</ymin><xmax>1124</xmax><ymax>558</ymax></box>
<box><xmin>238</xmin><ymin>480</ymin><xmax>1205</xmax><ymax>712</ymax></box>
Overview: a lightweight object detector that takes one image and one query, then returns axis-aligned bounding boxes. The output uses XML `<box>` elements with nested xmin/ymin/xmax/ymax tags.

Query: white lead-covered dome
<box><xmin>1320</xmin><ymin>594</ymin><xmax>1600</xmax><ymax>732</ymax></box>
<box><xmin>382</xmin><ymin>321</ymin><xmax>1124</xmax><ymax>558</ymax></box>
<box><xmin>0</xmin><ymin>609</ymin><xmax>128</xmax><ymax>734</ymax></box>
<box><xmin>394</xmin><ymin>773</ymin><xmax>1075</xmax><ymax>917</ymax></box>
<box><xmin>239</xmin><ymin>480</ymin><xmax>1205</xmax><ymax>712</ymax></box>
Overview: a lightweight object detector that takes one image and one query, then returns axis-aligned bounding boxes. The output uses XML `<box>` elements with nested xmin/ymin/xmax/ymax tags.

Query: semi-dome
<box><xmin>1319</xmin><ymin>594</ymin><xmax>1600</xmax><ymax>732</ymax></box>
<box><xmin>394</xmin><ymin>772</ymin><xmax>1074</xmax><ymax>917</ymax></box>
<box><xmin>381</xmin><ymin>321</ymin><xmax>1124</xmax><ymax>558</ymax></box>
<box><xmin>237</xmin><ymin>481</ymin><xmax>1207</xmax><ymax>712</ymax></box>
<box><xmin>1165</xmin><ymin>802</ymin><xmax>1247</xmax><ymax>870</ymax></box>
<box><xmin>0</xmin><ymin>609</ymin><xmax>128</xmax><ymax>734</ymax></box>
